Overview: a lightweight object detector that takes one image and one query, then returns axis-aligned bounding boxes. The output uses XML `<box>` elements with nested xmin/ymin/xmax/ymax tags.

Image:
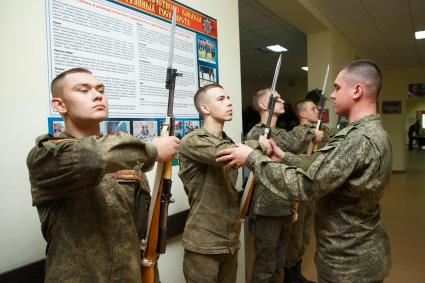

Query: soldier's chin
<box><xmin>94</xmin><ymin>112</ymin><xmax>108</xmax><ymax>122</ymax></box>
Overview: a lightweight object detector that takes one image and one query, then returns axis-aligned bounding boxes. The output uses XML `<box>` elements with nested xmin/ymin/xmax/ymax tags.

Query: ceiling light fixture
<box><xmin>266</xmin><ymin>44</ymin><xmax>288</xmax><ymax>53</ymax></box>
<box><xmin>415</xmin><ymin>30</ymin><xmax>425</xmax><ymax>40</ymax></box>
<box><xmin>301</xmin><ymin>67</ymin><xmax>308</xmax><ymax>71</ymax></box>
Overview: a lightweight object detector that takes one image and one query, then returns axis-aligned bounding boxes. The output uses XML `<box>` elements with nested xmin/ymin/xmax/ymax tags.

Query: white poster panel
<box><xmin>45</xmin><ymin>0</ymin><xmax>199</xmax><ymax>118</ymax></box>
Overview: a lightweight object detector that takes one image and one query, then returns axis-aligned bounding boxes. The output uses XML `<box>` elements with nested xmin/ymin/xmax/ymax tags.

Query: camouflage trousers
<box><xmin>183</xmin><ymin>249</ymin><xmax>238</xmax><ymax>283</ymax></box>
<box><xmin>285</xmin><ymin>201</ymin><xmax>313</xmax><ymax>267</ymax></box>
<box><xmin>251</xmin><ymin>214</ymin><xmax>292</xmax><ymax>283</ymax></box>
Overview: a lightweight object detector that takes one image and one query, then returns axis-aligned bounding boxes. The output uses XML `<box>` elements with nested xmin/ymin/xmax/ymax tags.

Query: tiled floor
<box><xmin>247</xmin><ymin>149</ymin><xmax>425</xmax><ymax>283</ymax></box>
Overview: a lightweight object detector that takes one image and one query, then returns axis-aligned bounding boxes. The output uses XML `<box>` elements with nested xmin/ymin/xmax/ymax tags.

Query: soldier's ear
<box><xmin>200</xmin><ymin>103</ymin><xmax>210</xmax><ymax>116</ymax></box>
<box><xmin>258</xmin><ymin>100</ymin><xmax>268</xmax><ymax>111</ymax></box>
<box><xmin>352</xmin><ymin>84</ymin><xmax>363</xmax><ymax>100</ymax></box>
<box><xmin>51</xmin><ymin>98</ymin><xmax>67</xmax><ymax>115</ymax></box>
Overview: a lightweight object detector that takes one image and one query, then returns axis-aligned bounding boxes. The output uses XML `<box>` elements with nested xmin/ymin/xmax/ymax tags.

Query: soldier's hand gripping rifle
<box><xmin>306</xmin><ymin>64</ymin><xmax>330</xmax><ymax>157</ymax></box>
<box><xmin>239</xmin><ymin>54</ymin><xmax>283</xmax><ymax>227</ymax></box>
<box><xmin>141</xmin><ymin>7</ymin><xmax>181</xmax><ymax>283</ymax></box>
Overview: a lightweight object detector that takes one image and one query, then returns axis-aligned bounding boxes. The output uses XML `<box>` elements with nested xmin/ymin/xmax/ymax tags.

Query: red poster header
<box><xmin>115</xmin><ymin>0</ymin><xmax>217</xmax><ymax>38</ymax></box>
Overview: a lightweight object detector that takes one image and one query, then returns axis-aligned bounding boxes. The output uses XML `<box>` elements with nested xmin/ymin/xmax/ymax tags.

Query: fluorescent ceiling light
<box><xmin>415</xmin><ymin>30</ymin><xmax>425</xmax><ymax>40</ymax></box>
<box><xmin>301</xmin><ymin>66</ymin><xmax>308</xmax><ymax>71</ymax></box>
<box><xmin>266</xmin><ymin>44</ymin><xmax>287</xmax><ymax>53</ymax></box>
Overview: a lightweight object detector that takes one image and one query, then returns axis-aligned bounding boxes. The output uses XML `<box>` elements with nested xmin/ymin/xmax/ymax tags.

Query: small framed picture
<box><xmin>321</xmin><ymin>109</ymin><xmax>329</xmax><ymax>123</ymax></box>
<box><xmin>382</xmin><ymin>101</ymin><xmax>401</xmax><ymax>114</ymax></box>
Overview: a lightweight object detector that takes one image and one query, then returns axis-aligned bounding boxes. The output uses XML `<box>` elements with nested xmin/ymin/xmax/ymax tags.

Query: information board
<box><xmin>45</xmin><ymin>0</ymin><xmax>219</xmax><ymax>138</ymax></box>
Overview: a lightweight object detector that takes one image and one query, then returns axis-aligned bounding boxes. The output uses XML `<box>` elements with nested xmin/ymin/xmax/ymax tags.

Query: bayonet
<box><xmin>307</xmin><ymin>64</ymin><xmax>330</xmax><ymax>156</ymax></box>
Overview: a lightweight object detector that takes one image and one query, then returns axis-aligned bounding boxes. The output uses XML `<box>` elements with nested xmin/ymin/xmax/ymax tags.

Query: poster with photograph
<box><xmin>133</xmin><ymin>120</ymin><xmax>158</xmax><ymax>141</ymax></box>
<box><xmin>198</xmin><ymin>37</ymin><xmax>217</xmax><ymax>64</ymax></box>
<box><xmin>53</xmin><ymin>121</ymin><xmax>65</xmax><ymax>137</ymax></box>
<box><xmin>199</xmin><ymin>65</ymin><xmax>217</xmax><ymax>86</ymax></box>
<box><xmin>408</xmin><ymin>83</ymin><xmax>425</xmax><ymax>98</ymax></box>
<box><xmin>45</xmin><ymin>0</ymin><xmax>218</xmax><ymax>120</ymax></box>
<box><xmin>175</xmin><ymin>120</ymin><xmax>185</xmax><ymax>139</ymax></box>
<box><xmin>184</xmin><ymin>120</ymin><xmax>200</xmax><ymax>135</ymax></box>
<box><xmin>382</xmin><ymin>101</ymin><xmax>401</xmax><ymax>114</ymax></box>
<box><xmin>100</xmin><ymin>120</ymin><xmax>130</xmax><ymax>135</ymax></box>
<box><xmin>322</xmin><ymin>109</ymin><xmax>329</xmax><ymax>123</ymax></box>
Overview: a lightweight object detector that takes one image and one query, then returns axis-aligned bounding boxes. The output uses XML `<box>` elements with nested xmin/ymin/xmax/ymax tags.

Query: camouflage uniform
<box><xmin>178</xmin><ymin>128</ymin><xmax>239</xmax><ymax>283</ymax></box>
<box><xmin>27</xmin><ymin>132</ymin><xmax>157</xmax><ymax>283</ymax></box>
<box><xmin>284</xmin><ymin>124</ymin><xmax>335</xmax><ymax>268</ymax></box>
<box><xmin>246</xmin><ymin>115</ymin><xmax>392</xmax><ymax>282</ymax></box>
<box><xmin>246</xmin><ymin>123</ymin><xmax>315</xmax><ymax>283</ymax></box>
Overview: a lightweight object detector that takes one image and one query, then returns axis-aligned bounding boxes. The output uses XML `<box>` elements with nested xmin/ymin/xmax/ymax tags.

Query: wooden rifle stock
<box><xmin>141</xmin><ymin>119</ymin><xmax>174</xmax><ymax>283</ymax></box>
<box><xmin>141</xmin><ymin>8</ymin><xmax>180</xmax><ymax>282</ymax></box>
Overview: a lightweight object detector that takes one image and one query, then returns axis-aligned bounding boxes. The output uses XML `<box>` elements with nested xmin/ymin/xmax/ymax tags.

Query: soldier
<box><xmin>283</xmin><ymin>99</ymin><xmax>327</xmax><ymax>283</ymax></box>
<box><xmin>217</xmin><ymin>60</ymin><xmax>392</xmax><ymax>283</ymax></box>
<box><xmin>246</xmin><ymin>88</ymin><xmax>323</xmax><ymax>283</ymax></box>
<box><xmin>26</xmin><ymin>68</ymin><xmax>180</xmax><ymax>282</ymax></box>
<box><xmin>178</xmin><ymin>84</ymin><xmax>239</xmax><ymax>283</ymax></box>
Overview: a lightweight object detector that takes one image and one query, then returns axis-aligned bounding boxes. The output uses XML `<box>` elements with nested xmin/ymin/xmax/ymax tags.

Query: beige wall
<box><xmin>380</xmin><ymin>66</ymin><xmax>425</xmax><ymax>171</ymax></box>
<box><xmin>0</xmin><ymin>1</ymin><xmax>244</xmax><ymax>280</ymax></box>
<box><xmin>307</xmin><ymin>30</ymin><xmax>357</xmax><ymax>127</ymax></box>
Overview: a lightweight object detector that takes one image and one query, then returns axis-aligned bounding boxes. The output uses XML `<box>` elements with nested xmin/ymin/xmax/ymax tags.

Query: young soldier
<box><xmin>178</xmin><ymin>84</ymin><xmax>239</xmax><ymax>283</ymax></box>
<box><xmin>26</xmin><ymin>68</ymin><xmax>179</xmax><ymax>282</ymax></box>
<box><xmin>246</xmin><ymin>88</ymin><xmax>323</xmax><ymax>283</ymax></box>
<box><xmin>284</xmin><ymin>99</ymin><xmax>326</xmax><ymax>283</ymax></box>
<box><xmin>217</xmin><ymin>60</ymin><xmax>392</xmax><ymax>283</ymax></box>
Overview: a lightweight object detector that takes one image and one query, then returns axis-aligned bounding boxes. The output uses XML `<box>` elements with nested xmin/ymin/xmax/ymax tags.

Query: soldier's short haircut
<box><xmin>252</xmin><ymin>87</ymin><xmax>271</xmax><ymax>112</ymax></box>
<box><xmin>340</xmin><ymin>59</ymin><xmax>382</xmax><ymax>98</ymax></box>
<box><xmin>194</xmin><ymin>83</ymin><xmax>224</xmax><ymax>117</ymax></box>
<box><xmin>294</xmin><ymin>99</ymin><xmax>314</xmax><ymax>119</ymax></box>
<box><xmin>51</xmin><ymin>68</ymin><xmax>92</xmax><ymax>98</ymax></box>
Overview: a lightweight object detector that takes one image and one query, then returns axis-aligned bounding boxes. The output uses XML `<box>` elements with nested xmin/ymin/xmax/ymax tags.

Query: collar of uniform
<box><xmin>348</xmin><ymin>114</ymin><xmax>380</xmax><ymax>127</ymax></box>
<box><xmin>333</xmin><ymin>114</ymin><xmax>380</xmax><ymax>138</ymax></box>
<box><xmin>196</xmin><ymin>127</ymin><xmax>231</xmax><ymax>141</ymax></box>
<box><xmin>298</xmin><ymin>123</ymin><xmax>315</xmax><ymax>129</ymax></box>
<box><xmin>59</xmin><ymin>131</ymin><xmax>105</xmax><ymax>139</ymax></box>
<box><xmin>256</xmin><ymin>122</ymin><xmax>286</xmax><ymax>135</ymax></box>
<box><xmin>59</xmin><ymin>131</ymin><xmax>75</xmax><ymax>138</ymax></box>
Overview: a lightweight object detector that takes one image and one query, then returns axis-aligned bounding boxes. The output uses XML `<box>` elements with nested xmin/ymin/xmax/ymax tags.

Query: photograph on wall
<box><xmin>184</xmin><ymin>120</ymin><xmax>200</xmax><ymax>135</ymax></box>
<box><xmin>382</xmin><ymin>101</ymin><xmax>402</xmax><ymax>114</ymax></box>
<box><xmin>322</xmin><ymin>109</ymin><xmax>329</xmax><ymax>123</ymax></box>
<box><xmin>100</xmin><ymin>120</ymin><xmax>130</xmax><ymax>135</ymax></box>
<box><xmin>175</xmin><ymin>120</ymin><xmax>185</xmax><ymax>139</ymax></box>
<box><xmin>198</xmin><ymin>37</ymin><xmax>216</xmax><ymax>64</ymax></box>
<box><xmin>133</xmin><ymin>120</ymin><xmax>158</xmax><ymax>142</ymax></box>
<box><xmin>199</xmin><ymin>65</ymin><xmax>217</xmax><ymax>87</ymax></box>
<box><xmin>53</xmin><ymin>121</ymin><xmax>65</xmax><ymax>137</ymax></box>
<box><xmin>408</xmin><ymin>83</ymin><xmax>425</xmax><ymax>98</ymax></box>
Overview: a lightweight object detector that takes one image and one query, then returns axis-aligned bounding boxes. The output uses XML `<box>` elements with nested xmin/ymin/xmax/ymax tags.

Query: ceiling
<box><xmin>239</xmin><ymin>0</ymin><xmax>308</xmax><ymax>82</ymax></box>
<box><xmin>239</xmin><ymin>0</ymin><xmax>425</xmax><ymax>84</ymax></box>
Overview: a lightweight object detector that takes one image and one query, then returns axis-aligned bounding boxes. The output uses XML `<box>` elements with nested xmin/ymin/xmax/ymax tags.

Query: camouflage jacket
<box><xmin>27</xmin><ymin>132</ymin><xmax>157</xmax><ymax>282</ymax></box>
<box><xmin>179</xmin><ymin>128</ymin><xmax>239</xmax><ymax>254</ymax></box>
<box><xmin>246</xmin><ymin>115</ymin><xmax>392</xmax><ymax>282</ymax></box>
<box><xmin>290</xmin><ymin>124</ymin><xmax>338</xmax><ymax>154</ymax></box>
<box><xmin>245</xmin><ymin>123</ymin><xmax>315</xmax><ymax>216</ymax></box>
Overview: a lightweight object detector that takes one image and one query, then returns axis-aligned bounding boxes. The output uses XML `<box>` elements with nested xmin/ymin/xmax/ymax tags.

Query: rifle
<box><xmin>239</xmin><ymin>54</ymin><xmax>283</xmax><ymax>225</ymax></box>
<box><xmin>141</xmin><ymin>7</ymin><xmax>181</xmax><ymax>283</ymax></box>
<box><xmin>306</xmin><ymin>64</ymin><xmax>330</xmax><ymax>157</ymax></box>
